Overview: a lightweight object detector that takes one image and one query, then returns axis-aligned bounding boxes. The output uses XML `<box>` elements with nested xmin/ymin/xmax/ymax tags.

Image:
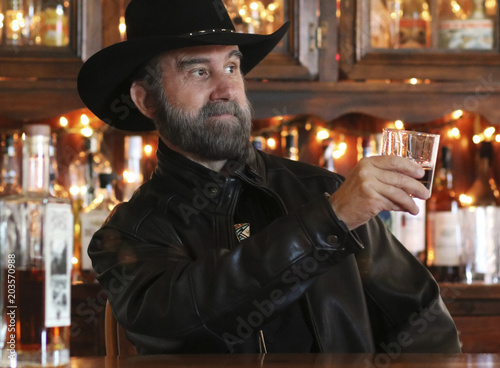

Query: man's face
<box><xmin>151</xmin><ymin>45</ymin><xmax>253</xmax><ymax>161</ymax></box>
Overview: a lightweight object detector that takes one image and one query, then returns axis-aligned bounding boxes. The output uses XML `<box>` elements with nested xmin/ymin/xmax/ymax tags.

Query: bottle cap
<box><xmin>98</xmin><ymin>173</ymin><xmax>115</xmax><ymax>188</ymax></box>
<box><xmin>441</xmin><ymin>146</ymin><xmax>451</xmax><ymax>169</ymax></box>
<box><xmin>125</xmin><ymin>136</ymin><xmax>143</xmax><ymax>159</ymax></box>
<box><xmin>23</xmin><ymin>124</ymin><xmax>51</xmax><ymax>137</ymax></box>
<box><xmin>479</xmin><ymin>141</ymin><xmax>493</xmax><ymax>159</ymax></box>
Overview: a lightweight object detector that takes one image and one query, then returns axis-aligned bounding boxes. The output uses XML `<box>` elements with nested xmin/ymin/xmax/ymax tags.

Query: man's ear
<box><xmin>130</xmin><ymin>82</ymin><xmax>155</xmax><ymax>120</ymax></box>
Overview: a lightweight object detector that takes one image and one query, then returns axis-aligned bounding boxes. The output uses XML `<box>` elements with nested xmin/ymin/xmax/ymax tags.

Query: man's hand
<box><xmin>329</xmin><ymin>155</ymin><xmax>430</xmax><ymax>231</ymax></box>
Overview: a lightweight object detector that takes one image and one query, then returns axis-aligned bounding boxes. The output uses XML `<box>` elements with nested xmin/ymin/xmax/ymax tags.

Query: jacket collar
<box><xmin>153</xmin><ymin>138</ymin><xmax>267</xmax><ymax>188</ymax></box>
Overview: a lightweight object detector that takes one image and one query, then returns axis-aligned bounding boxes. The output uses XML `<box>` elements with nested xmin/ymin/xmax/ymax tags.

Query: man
<box><xmin>78</xmin><ymin>0</ymin><xmax>461</xmax><ymax>354</ymax></box>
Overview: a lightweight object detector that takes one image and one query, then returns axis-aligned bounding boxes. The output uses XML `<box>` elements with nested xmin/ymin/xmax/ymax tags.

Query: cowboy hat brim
<box><xmin>77</xmin><ymin>22</ymin><xmax>290</xmax><ymax>132</ymax></box>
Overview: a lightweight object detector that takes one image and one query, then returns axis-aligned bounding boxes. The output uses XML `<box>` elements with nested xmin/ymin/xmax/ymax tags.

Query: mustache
<box><xmin>200</xmin><ymin>101</ymin><xmax>246</xmax><ymax>118</ymax></box>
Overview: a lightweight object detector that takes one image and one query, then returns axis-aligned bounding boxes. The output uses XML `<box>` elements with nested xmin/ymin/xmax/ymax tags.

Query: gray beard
<box><xmin>153</xmin><ymin>90</ymin><xmax>253</xmax><ymax>161</ymax></box>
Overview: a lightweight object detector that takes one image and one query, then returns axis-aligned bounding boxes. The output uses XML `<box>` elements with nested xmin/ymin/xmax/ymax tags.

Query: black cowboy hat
<box><xmin>77</xmin><ymin>0</ymin><xmax>289</xmax><ymax>132</ymax></box>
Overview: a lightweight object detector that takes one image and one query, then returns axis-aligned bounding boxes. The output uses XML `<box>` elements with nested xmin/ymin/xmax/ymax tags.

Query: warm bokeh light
<box><xmin>59</xmin><ymin>116</ymin><xmax>68</xmax><ymax>127</ymax></box>
<box><xmin>316</xmin><ymin>129</ymin><xmax>330</xmax><ymax>141</ymax></box>
<box><xmin>395</xmin><ymin>120</ymin><xmax>404</xmax><ymax>129</ymax></box>
<box><xmin>69</xmin><ymin>185</ymin><xmax>80</xmax><ymax>196</ymax></box>
<box><xmin>459</xmin><ymin>194</ymin><xmax>472</xmax><ymax>205</ymax></box>
<box><xmin>267</xmin><ymin>138</ymin><xmax>277</xmax><ymax>149</ymax></box>
<box><xmin>123</xmin><ymin>170</ymin><xmax>139</xmax><ymax>183</ymax></box>
<box><xmin>144</xmin><ymin>144</ymin><xmax>153</xmax><ymax>156</ymax></box>
<box><xmin>451</xmin><ymin>110</ymin><xmax>463</xmax><ymax>120</ymax></box>
<box><xmin>472</xmin><ymin>135</ymin><xmax>481</xmax><ymax>144</ymax></box>
<box><xmin>80</xmin><ymin>114</ymin><xmax>90</xmax><ymax>125</ymax></box>
<box><xmin>484</xmin><ymin>126</ymin><xmax>495</xmax><ymax>138</ymax></box>
<box><xmin>81</xmin><ymin>127</ymin><xmax>93</xmax><ymax>137</ymax></box>
<box><xmin>447</xmin><ymin>127</ymin><xmax>461</xmax><ymax>139</ymax></box>
<box><xmin>72</xmin><ymin>257</ymin><xmax>79</xmax><ymax>265</ymax></box>
<box><xmin>409</xmin><ymin>78</ymin><xmax>418</xmax><ymax>85</ymax></box>
<box><xmin>119</xmin><ymin>16</ymin><xmax>126</xmax><ymax>39</ymax></box>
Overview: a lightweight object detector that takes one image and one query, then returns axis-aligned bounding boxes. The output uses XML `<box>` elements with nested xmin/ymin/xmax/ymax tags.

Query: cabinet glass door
<box><xmin>370</xmin><ymin>0</ymin><xmax>497</xmax><ymax>50</ymax></box>
<box><xmin>0</xmin><ymin>0</ymin><xmax>78</xmax><ymax>55</ymax></box>
<box><xmin>339</xmin><ymin>0</ymin><xmax>500</xmax><ymax>80</ymax></box>
<box><xmin>224</xmin><ymin>0</ymin><xmax>331</xmax><ymax>80</ymax></box>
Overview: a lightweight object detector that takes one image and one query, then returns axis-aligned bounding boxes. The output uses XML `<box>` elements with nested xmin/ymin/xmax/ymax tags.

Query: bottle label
<box><xmin>44</xmin><ymin>203</ymin><xmax>73</xmax><ymax>327</ymax></box>
<box><xmin>462</xmin><ymin>206</ymin><xmax>499</xmax><ymax>279</ymax></box>
<box><xmin>399</xmin><ymin>18</ymin><xmax>428</xmax><ymax>48</ymax></box>
<box><xmin>391</xmin><ymin>199</ymin><xmax>426</xmax><ymax>255</ymax></box>
<box><xmin>439</xmin><ymin>19</ymin><xmax>493</xmax><ymax>49</ymax></box>
<box><xmin>80</xmin><ymin>209</ymin><xmax>110</xmax><ymax>271</ymax></box>
<box><xmin>427</xmin><ymin>211</ymin><xmax>461</xmax><ymax>265</ymax></box>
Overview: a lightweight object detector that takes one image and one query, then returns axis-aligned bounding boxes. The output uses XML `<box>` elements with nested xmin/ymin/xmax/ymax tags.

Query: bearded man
<box><xmin>77</xmin><ymin>0</ymin><xmax>460</xmax><ymax>355</ymax></box>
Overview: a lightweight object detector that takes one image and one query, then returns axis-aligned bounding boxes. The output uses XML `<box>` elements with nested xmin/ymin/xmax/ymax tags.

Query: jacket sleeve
<box><xmin>89</xmin><ymin>195</ymin><xmax>360</xmax><ymax>353</ymax></box>
<box><xmin>353</xmin><ymin>216</ymin><xmax>462</xmax><ymax>353</ymax></box>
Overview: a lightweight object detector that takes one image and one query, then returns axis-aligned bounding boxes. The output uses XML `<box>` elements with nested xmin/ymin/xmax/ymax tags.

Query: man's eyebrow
<box><xmin>177</xmin><ymin>49</ymin><xmax>243</xmax><ymax>71</ymax></box>
<box><xmin>229</xmin><ymin>49</ymin><xmax>243</xmax><ymax>60</ymax></box>
<box><xmin>177</xmin><ymin>57</ymin><xmax>210</xmax><ymax>71</ymax></box>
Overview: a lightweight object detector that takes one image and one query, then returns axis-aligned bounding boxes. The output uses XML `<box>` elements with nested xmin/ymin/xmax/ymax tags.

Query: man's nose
<box><xmin>209</xmin><ymin>73</ymin><xmax>238</xmax><ymax>102</ymax></box>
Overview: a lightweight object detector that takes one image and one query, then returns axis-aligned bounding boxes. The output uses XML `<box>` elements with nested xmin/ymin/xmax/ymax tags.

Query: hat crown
<box><xmin>125</xmin><ymin>0</ymin><xmax>235</xmax><ymax>40</ymax></box>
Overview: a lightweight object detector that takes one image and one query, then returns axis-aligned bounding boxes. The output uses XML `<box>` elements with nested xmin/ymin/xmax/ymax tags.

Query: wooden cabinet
<box><xmin>440</xmin><ymin>283</ymin><xmax>500</xmax><ymax>353</ymax></box>
<box><xmin>0</xmin><ymin>0</ymin><xmax>110</xmax><ymax>123</ymax></box>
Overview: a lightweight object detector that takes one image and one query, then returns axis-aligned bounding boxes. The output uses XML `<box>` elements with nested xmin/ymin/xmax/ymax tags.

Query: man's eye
<box><xmin>225</xmin><ymin>65</ymin><xmax>236</xmax><ymax>74</ymax></box>
<box><xmin>193</xmin><ymin>69</ymin><xmax>207</xmax><ymax>77</ymax></box>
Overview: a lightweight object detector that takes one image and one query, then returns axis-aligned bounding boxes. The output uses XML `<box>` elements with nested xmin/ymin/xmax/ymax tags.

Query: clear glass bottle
<box><xmin>49</xmin><ymin>133</ymin><xmax>69</xmax><ymax>200</ymax></box>
<box><xmin>438</xmin><ymin>0</ymin><xmax>493</xmax><ymax>49</ymax></box>
<box><xmin>122</xmin><ymin>135</ymin><xmax>143</xmax><ymax>201</ymax></box>
<box><xmin>5</xmin><ymin>0</ymin><xmax>24</xmax><ymax>45</ymax></box>
<box><xmin>280</xmin><ymin>124</ymin><xmax>299</xmax><ymax>161</ymax></box>
<box><xmin>40</xmin><ymin>0</ymin><xmax>69</xmax><ymax>47</ymax></box>
<box><xmin>426</xmin><ymin>146</ymin><xmax>463</xmax><ymax>282</ymax></box>
<box><xmin>0</xmin><ymin>124</ymin><xmax>73</xmax><ymax>367</ymax></box>
<box><xmin>68</xmin><ymin>132</ymin><xmax>112</xmax><ymax>209</ymax></box>
<box><xmin>462</xmin><ymin>140</ymin><xmax>500</xmax><ymax>283</ymax></box>
<box><xmin>0</xmin><ymin>134</ymin><xmax>22</xmax><ymax>198</ymax></box>
<box><xmin>80</xmin><ymin>173</ymin><xmax>120</xmax><ymax>282</ymax></box>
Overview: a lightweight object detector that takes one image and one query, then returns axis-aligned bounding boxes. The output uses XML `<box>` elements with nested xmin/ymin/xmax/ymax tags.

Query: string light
<box><xmin>144</xmin><ymin>144</ymin><xmax>153</xmax><ymax>156</ymax></box>
<box><xmin>80</xmin><ymin>114</ymin><xmax>90</xmax><ymax>125</ymax></box>
<box><xmin>316</xmin><ymin>129</ymin><xmax>330</xmax><ymax>141</ymax></box>
<box><xmin>59</xmin><ymin>116</ymin><xmax>68</xmax><ymax>127</ymax></box>
<box><xmin>267</xmin><ymin>138</ymin><xmax>277</xmax><ymax>149</ymax></box>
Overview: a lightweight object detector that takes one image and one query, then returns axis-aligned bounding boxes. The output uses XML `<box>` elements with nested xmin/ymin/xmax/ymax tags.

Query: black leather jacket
<box><xmin>89</xmin><ymin>141</ymin><xmax>461</xmax><ymax>354</ymax></box>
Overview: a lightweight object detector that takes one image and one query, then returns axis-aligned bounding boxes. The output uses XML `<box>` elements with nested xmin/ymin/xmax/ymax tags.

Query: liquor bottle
<box><xmin>281</xmin><ymin>124</ymin><xmax>299</xmax><ymax>161</ymax></box>
<box><xmin>0</xmin><ymin>124</ymin><xmax>73</xmax><ymax>367</ymax></box>
<box><xmin>68</xmin><ymin>132</ymin><xmax>111</xmax><ymax>279</ymax></box>
<box><xmin>5</xmin><ymin>0</ymin><xmax>24</xmax><ymax>45</ymax></box>
<box><xmin>392</xmin><ymin>199</ymin><xmax>427</xmax><ymax>263</ymax></box>
<box><xmin>438</xmin><ymin>0</ymin><xmax>493</xmax><ymax>49</ymax></box>
<box><xmin>122</xmin><ymin>135</ymin><xmax>143</xmax><ymax>201</ymax></box>
<box><xmin>0</xmin><ymin>134</ymin><xmax>22</xmax><ymax>197</ymax></box>
<box><xmin>388</xmin><ymin>0</ymin><xmax>431</xmax><ymax>48</ymax></box>
<box><xmin>68</xmin><ymin>131</ymin><xmax>112</xmax><ymax>208</ymax></box>
<box><xmin>426</xmin><ymin>146</ymin><xmax>463</xmax><ymax>282</ymax></box>
<box><xmin>79</xmin><ymin>173</ymin><xmax>120</xmax><ymax>282</ymax></box>
<box><xmin>40</xmin><ymin>0</ymin><xmax>69</xmax><ymax>46</ymax></box>
<box><xmin>49</xmin><ymin>133</ymin><xmax>70</xmax><ymax>200</ymax></box>
<box><xmin>462</xmin><ymin>140</ymin><xmax>500</xmax><ymax>283</ymax></box>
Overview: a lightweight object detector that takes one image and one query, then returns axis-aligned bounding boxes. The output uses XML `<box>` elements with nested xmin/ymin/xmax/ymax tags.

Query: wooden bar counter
<box><xmin>69</xmin><ymin>353</ymin><xmax>500</xmax><ymax>368</ymax></box>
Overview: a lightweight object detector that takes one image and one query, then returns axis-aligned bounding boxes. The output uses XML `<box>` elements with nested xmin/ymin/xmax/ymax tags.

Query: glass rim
<box><xmin>382</xmin><ymin>128</ymin><xmax>440</xmax><ymax>138</ymax></box>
